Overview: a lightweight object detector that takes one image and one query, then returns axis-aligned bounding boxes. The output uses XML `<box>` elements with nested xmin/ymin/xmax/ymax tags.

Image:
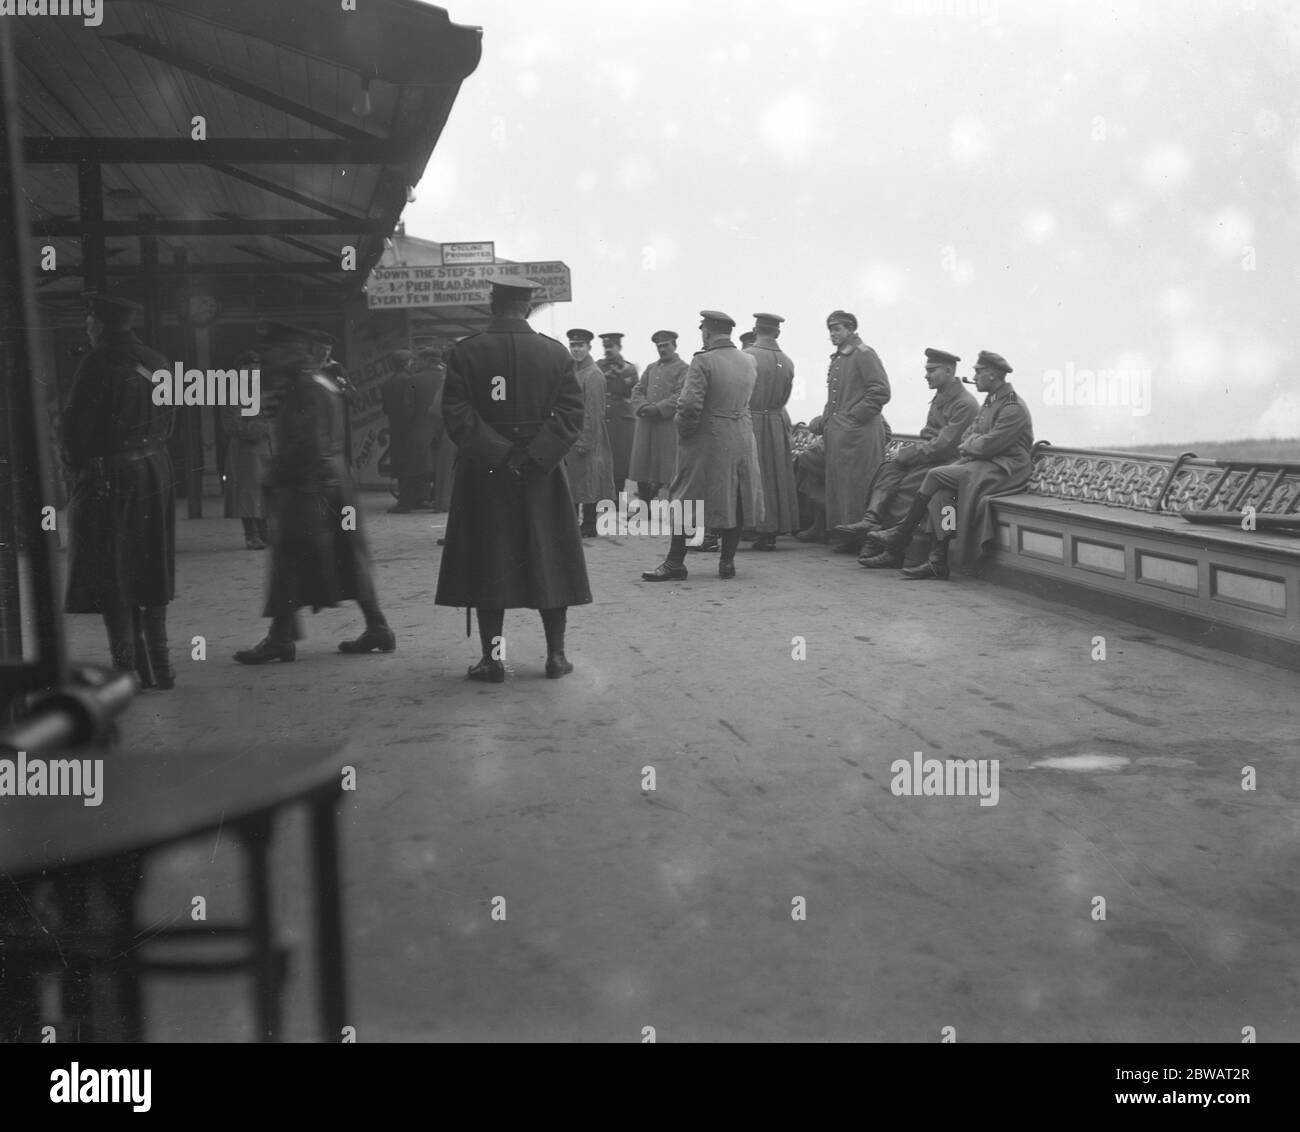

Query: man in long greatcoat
<box><xmin>222</xmin><ymin>350</ymin><xmax>274</xmax><ymax>550</ymax></box>
<box><xmin>435</xmin><ymin>274</ymin><xmax>591</xmax><ymax>681</ymax></box>
<box><xmin>794</xmin><ymin>309</ymin><xmax>891</xmax><ymax>543</ymax></box>
<box><xmin>563</xmin><ymin>328</ymin><xmax>615</xmax><ymax>536</ymax></box>
<box><xmin>743</xmin><ymin>313</ymin><xmax>800</xmax><ymax>550</ymax></box>
<box><xmin>61</xmin><ymin>294</ymin><xmax>176</xmax><ymax>688</ymax></box>
<box><xmin>629</xmin><ymin>330</ymin><xmax>687</xmax><ymax>504</ymax></box>
<box><xmin>233</xmin><ymin>321</ymin><xmax>394</xmax><ymax>662</ymax></box>
<box><xmin>867</xmin><ymin>350</ymin><xmax>1034</xmax><ymax>579</ymax></box>
<box><xmin>833</xmin><ymin>347</ymin><xmax>979</xmax><ymax>564</ymax></box>
<box><xmin>597</xmin><ymin>331</ymin><xmax>638</xmax><ymax>496</ymax></box>
<box><xmin>641</xmin><ymin>310</ymin><xmax>764</xmax><ymax>582</ymax></box>
<box><xmin>382</xmin><ymin>348</ymin><xmax>439</xmax><ymax>513</ymax></box>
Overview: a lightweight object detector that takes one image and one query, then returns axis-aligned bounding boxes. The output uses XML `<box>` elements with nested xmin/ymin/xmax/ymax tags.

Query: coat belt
<box><xmin>706</xmin><ymin>408</ymin><xmax>751</xmax><ymax>420</ymax></box>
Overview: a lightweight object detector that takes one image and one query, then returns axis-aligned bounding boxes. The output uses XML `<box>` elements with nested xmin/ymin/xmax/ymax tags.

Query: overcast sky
<box><xmin>406</xmin><ymin>0</ymin><xmax>1299</xmax><ymax>447</ymax></box>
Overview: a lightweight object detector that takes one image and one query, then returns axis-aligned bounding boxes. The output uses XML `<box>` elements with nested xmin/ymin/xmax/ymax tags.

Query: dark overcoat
<box><xmin>629</xmin><ymin>355</ymin><xmax>686</xmax><ymax>484</ymax></box>
<box><xmin>669</xmin><ymin>339</ymin><xmax>764</xmax><ymax>529</ymax></box>
<box><xmin>435</xmin><ymin>318</ymin><xmax>592</xmax><ymax>610</ymax></box>
<box><xmin>598</xmin><ymin>356</ymin><xmax>638</xmax><ymax>488</ymax></box>
<box><xmin>744</xmin><ymin>343</ymin><xmax>800</xmax><ymax>534</ymax></box>
<box><xmin>263</xmin><ymin>367</ymin><xmax>378</xmax><ymax>617</ymax></box>
<box><xmin>564</xmin><ymin>356</ymin><xmax>616</xmax><ymax>505</ymax></box>
<box><xmin>61</xmin><ymin>329</ymin><xmax>175</xmax><ymax>612</ymax></box>
<box><xmin>927</xmin><ymin>382</ymin><xmax>1034</xmax><ymax>572</ymax></box>
<box><xmin>381</xmin><ymin>365</ymin><xmax>440</xmax><ymax>478</ymax></box>
<box><xmin>819</xmin><ymin>337</ymin><xmax>891</xmax><ymax>526</ymax></box>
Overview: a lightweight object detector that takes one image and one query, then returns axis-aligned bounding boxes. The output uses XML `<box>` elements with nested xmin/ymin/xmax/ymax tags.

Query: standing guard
<box><xmin>597</xmin><ymin>331</ymin><xmax>638</xmax><ymax>497</ymax></box>
<box><xmin>564</xmin><ymin>328</ymin><xmax>615</xmax><ymax>537</ymax></box>
<box><xmin>743</xmin><ymin>313</ymin><xmax>800</xmax><ymax>550</ymax></box>
<box><xmin>435</xmin><ymin>274</ymin><xmax>591</xmax><ymax>681</ymax></box>
<box><xmin>61</xmin><ymin>294</ymin><xmax>177</xmax><ymax>688</ymax></box>
<box><xmin>629</xmin><ymin>329</ymin><xmax>687</xmax><ymax>504</ymax></box>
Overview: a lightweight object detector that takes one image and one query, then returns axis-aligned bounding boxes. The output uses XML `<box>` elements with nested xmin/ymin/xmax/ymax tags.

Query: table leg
<box><xmin>309</xmin><ymin>792</ymin><xmax>348</xmax><ymax>1042</ymax></box>
<box><xmin>238</xmin><ymin>813</ymin><xmax>281</xmax><ymax>1042</ymax></box>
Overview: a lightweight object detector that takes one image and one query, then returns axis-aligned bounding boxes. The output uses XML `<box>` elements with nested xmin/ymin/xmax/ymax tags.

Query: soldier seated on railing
<box><xmin>833</xmin><ymin>348</ymin><xmax>978</xmax><ymax>562</ymax></box>
<box><xmin>864</xmin><ymin>351</ymin><xmax>1034</xmax><ymax>580</ymax></box>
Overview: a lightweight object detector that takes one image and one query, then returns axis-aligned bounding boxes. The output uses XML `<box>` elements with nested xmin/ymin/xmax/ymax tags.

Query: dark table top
<box><xmin>0</xmin><ymin>742</ymin><xmax>349</xmax><ymax>882</ymax></box>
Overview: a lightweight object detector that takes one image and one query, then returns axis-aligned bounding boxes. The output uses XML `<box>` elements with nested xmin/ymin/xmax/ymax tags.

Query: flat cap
<box><xmin>975</xmin><ymin>350</ymin><xmax>1013</xmax><ymax>373</ymax></box>
<box><xmin>699</xmin><ymin>309</ymin><xmax>736</xmax><ymax>327</ymax></box>
<box><xmin>598</xmin><ymin>332</ymin><xmax>624</xmax><ymax>344</ymax></box>
<box><xmin>567</xmin><ymin>328</ymin><xmax>595</xmax><ymax>343</ymax></box>
<box><xmin>256</xmin><ymin>319</ymin><xmax>316</xmax><ymax>345</ymax></box>
<box><xmin>650</xmin><ymin>329</ymin><xmax>678</xmax><ymax>344</ymax></box>
<box><xmin>85</xmin><ymin>294</ymin><xmax>142</xmax><ymax>323</ymax></box>
<box><xmin>826</xmin><ymin>309</ymin><xmax>858</xmax><ymax>330</ymax></box>
<box><xmin>924</xmin><ymin>347</ymin><xmax>961</xmax><ymax>365</ymax></box>
<box><xmin>753</xmin><ymin>312</ymin><xmax>785</xmax><ymax>327</ymax></box>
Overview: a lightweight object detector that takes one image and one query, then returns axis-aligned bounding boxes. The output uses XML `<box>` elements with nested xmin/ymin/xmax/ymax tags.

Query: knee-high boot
<box><xmin>142</xmin><ymin>605</ymin><xmax>174</xmax><ymax>690</ymax></box>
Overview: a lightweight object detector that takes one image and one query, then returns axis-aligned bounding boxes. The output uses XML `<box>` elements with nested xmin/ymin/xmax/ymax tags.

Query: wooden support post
<box><xmin>77</xmin><ymin>159</ymin><xmax>104</xmax><ymax>294</ymax></box>
<box><xmin>174</xmin><ymin>250</ymin><xmax>204</xmax><ymax>518</ymax></box>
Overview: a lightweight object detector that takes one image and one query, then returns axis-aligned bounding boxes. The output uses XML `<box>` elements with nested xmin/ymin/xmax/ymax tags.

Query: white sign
<box><xmin>441</xmin><ymin>241</ymin><xmax>495</xmax><ymax>265</ymax></box>
<box><xmin>365</xmin><ymin>261</ymin><xmax>572</xmax><ymax>309</ymax></box>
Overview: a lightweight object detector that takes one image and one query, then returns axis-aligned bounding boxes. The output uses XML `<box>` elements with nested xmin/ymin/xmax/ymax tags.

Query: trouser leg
<box><xmin>666</xmin><ymin>534</ymin><xmax>688</xmax><ymax>566</ymax></box>
<box><xmin>476</xmin><ymin>608</ymin><xmax>505</xmax><ymax>659</ymax></box>
<box><xmin>719</xmin><ymin>491</ymin><xmax>744</xmax><ymax>563</ymax></box>
<box><xmin>357</xmin><ymin>598</ymin><xmax>388</xmax><ymax>630</ymax></box>
<box><xmin>540</xmin><ymin>607</ymin><xmax>566</xmax><ymax>655</ymax></box>
<box><xmin>102</xmin><ymin>604</ymin><xmax>136</xmax><ymax>672</ymax></box>
<box><xmin>637</xmin><ymin>481</ymin><xmax>656</xmax><ymax>502</ymax></box>
<box><xmin>268</xmin><ymin>612</ymin><xmax>300</xmax><ymax>644</ymax></box>
<box><xmin>141</xmin><ymin>605</ymin><xmax>173</xmax><ymax>689</ymax></box>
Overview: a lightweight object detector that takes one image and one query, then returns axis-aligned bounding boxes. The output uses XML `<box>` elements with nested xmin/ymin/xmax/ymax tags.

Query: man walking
<box><xmin>233</xmin><ymin>321</ymin><xmax>394</xmax><ymax>662</ymax></box>
<box><xmin>435</xmin><ymin>274</ymin><xmax>591</xmax><ymax>681</ymax></box>
<box><xmin>744</xmin><ymin>313</ymin><xmax>800</xmax><ymax>550</ymax></box>
<box><xmin>866</xmin><ymin>350</ymin><xmax>1033</xmax><ymax>579</ymax></box>
<box><xmin>629</xmin><ymin>329</ymin><xmax>687</xmax><ymax>504</ymax></box>
<box><xmin>564</xmin><ymin>328</ymin><xmax>615</xmax><ymax>537</ymax></box>
<box><xmin>641</xmin><ymin>311</ymin><xmax>763</xmax><ymax>582</ymax></box>
<box><xmin>61</xmin><ymin>294</ymin><xmax>177</xmax><ymax>689</ymax></box>
<box><xmin>833</xmin><ymin>347</ymin><xmax>978</xmax><ymax>564</ymax></box>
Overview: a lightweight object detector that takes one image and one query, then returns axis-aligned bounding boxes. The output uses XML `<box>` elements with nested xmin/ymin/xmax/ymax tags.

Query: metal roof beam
<box><xmin>106</xmin><ymin>33</ymin><xmax>380</xmax><ymax>144</ymax></box>
<box><xmin>23</xmin><ymin>138</ymin><xmax>399</xmax><ymax>164</ymax></box>
<box><xmin>34</xmin><ymin>218</ymin><xmax>387</xmax><ymax>237</ymax></box>
<box><xmin>204</xmin><ymin>162</ymin><xmax>364</xmax><ymax>223</ymax></box>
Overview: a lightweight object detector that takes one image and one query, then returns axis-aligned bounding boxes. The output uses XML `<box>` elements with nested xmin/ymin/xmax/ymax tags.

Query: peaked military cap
<box><xmin>924</xmin><ymin>348</ymin><xmax>961</xmax><ymax>365</ymax></box>
<box><xmin>598</xmin><ymin>332</ymin><xmax>624</xmax><ymax>344</ymax></box>
<box><xmin>698</xmin><ymin>310</ymin><xmax>736</xmax><ymax>327</ymax></box>
<box><xmin>391</xmin><ymin>348</ymin><xmax>414</xmax><ymax>366</ymax></box>
<box><xmin>257</xmin><ymin>319</ymin><xmax>316</xmax><ymax>345</ymax></box>
<box><xmin>85</xmin><ymin>293</ymin><xmax>142</xmax><ymax>324</ymax></box>
<box><xmin>975</xmin><ymin>350</ymin><xmax>1013</xmax><ymax>373</ymax></box>
<box><xmin>650</xmin><ymin>330</ymin><xmax>678</xmax><ymax>344</ymax></box>
<box><xmin>739</xmin><ymin>332</ymin><xmax>757</xmax><ymax>346</ymax></box>
<box><xmin>481</xmin><ymin>268</ymin><xmax>542</xmax><ymax>299</ymax></box>
<box><xmin>753</xmin><ymin>312</ymin><xmax>785</xmax><ymax>329</ymax></box>
<box><xmin>567</xmin><ymin>328</ymin><xmax>595</xmax><ymax>344</ymax></box>
<box><xmin>826</xmin><ymin>309</ymin><xmax>858</xmax><ymax>330</ymax></box>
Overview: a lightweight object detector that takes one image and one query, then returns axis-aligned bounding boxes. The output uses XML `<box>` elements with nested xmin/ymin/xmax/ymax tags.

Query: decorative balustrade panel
<box><xmin>1028</xmin><ymin>450</ymin><xmax>1170</xmax><ymax>511</ymax></box>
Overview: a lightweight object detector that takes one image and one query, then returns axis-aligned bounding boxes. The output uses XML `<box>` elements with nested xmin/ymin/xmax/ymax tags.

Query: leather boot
<box><xmin>795</xmin><ymin>506</ymin><xmax>826</xmax><ymax>543</ymax></box>
<box><xmin>900</xmin><ymin>539</ymin><xmax>951</xmax><ymax>580</ymax></box>
<box><xmin>142</xmin><ymin>605</ymin><xmax>174</xmax><ymax>690</ymax></box>
<box><xmin>233</xmin><ymin>637</ymin><xmax>296</xmax><ymax>664</ymax></box>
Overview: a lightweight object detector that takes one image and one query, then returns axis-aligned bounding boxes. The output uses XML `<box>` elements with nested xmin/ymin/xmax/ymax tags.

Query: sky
<box><xmin>405</xmin><ymin>0</ymin><xmax>1300</xmax><ymax>447</ymax></box>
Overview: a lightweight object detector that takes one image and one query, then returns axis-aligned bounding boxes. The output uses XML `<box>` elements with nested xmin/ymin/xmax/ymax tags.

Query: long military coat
<box><xmin>221</xmin><ymin>403</ymin><xmax>274</xmax><ymax>518</ymax></box>
<box><xmin>669</xmin><ymin>339</ymin><xmax>764</xmax><ymax>530</ymax></box>
<box><xmin>819</xmin><ymin>337</ymin><xmax>891</xmax><ymax>527</ymax></box>
<box><xmin>744</xmin><ymin>343</ymin><xmax>800</xmax><ymax>534</ymax></box>
<box><xmin>564</xmin><ymin>356</ymin><xmax>616</xmax><ymax>505</ymax></box>
<box><xmin>629</xmin><ymin>354</ymin><xmax>687</xmax><ymax>484</ymax></box>
<box><xmin>435</xmin><ymin>317</ymin><xmax>592</xmax><ymax>610</ymax></box>
<box><xmin>927</xmin><ymin>382</ymin><xmax>1034</xmax><ymax>572</ymax></box>
<box><xmin>263</xmin><ymin>367</ymin><xmax>378</xmax><ymax>617</ymax></box>
<box><xmin>61</xmin><ymin>329</ymin><xmax>175</xmax><ymax>612</ymax></box>
<box><xmin>598</xmin><ymin>356</ymin><xmax>638</xmax><ymax>488</ymax></box>
<box><xmin>381</xmin><ymin>364</ymin><xmax>440</xmax><ymax>479</ymax></box>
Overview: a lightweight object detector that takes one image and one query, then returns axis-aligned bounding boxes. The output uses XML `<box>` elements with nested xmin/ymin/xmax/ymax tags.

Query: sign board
<box><xmin>440</xmin><ymin>241</ymin><xmax>495</xmax><ymax>265</ymax></box>
<box><xmin>365</xmin><ymin>261</ymin><xmax>572</xmax><ymax>310</ymax></box>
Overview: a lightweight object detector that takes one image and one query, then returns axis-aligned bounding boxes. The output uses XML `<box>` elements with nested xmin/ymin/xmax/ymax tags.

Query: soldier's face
<box><xmin>828</xmin><ymin>322</ymin><xmax>852</xmax><ymax>348</ymax></box>
<box><xmin>656</xmin><ymin>340</ymin><xmax>675</xmax><ymax>360</ymax></box>
<box><xmin>569</xmin><ymin>342</ymin><xmax>590</xmax><ymax>362</ymax></box>
<box><xmin>602</xmin><ymin>342</ymin><xmax>621</xmax><ymax>360</ymax></box>
<box><xmin>925</xmin><ymin>364</ymin><xmax>953</xmax><ymax>390</ymax></box>
<box><xmin>974</xmin><ymin>366</ymin><xmax>1002</xmax><ymax>392</ymax></box>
